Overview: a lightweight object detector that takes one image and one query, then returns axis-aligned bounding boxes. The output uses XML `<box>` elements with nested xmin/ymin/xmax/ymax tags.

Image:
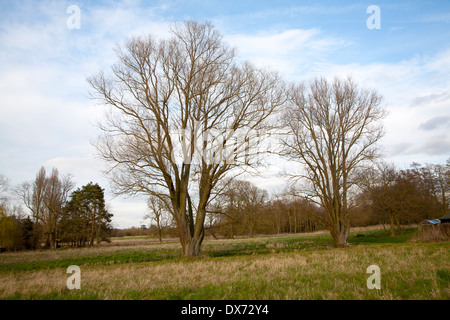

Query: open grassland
<box><xmin>0</xmin><ymin>227</ymin><xmax>448</xmax><ymax>300</ymax></box>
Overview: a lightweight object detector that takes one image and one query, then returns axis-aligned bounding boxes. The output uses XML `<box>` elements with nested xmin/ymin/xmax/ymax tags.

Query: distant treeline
<box><xmin>1</xmin><ymin>160</ymin><xmax>448</xmax><ymax>250</ymax></box>
<box><xmin>0</xmin><ymin>167</ymin><xmax>113</xmax><ymax>251</ymax></box>
<box><xmin>138</xmin><ymin>160</ymin><xmax>449</xmax><ymax>241</ymax></box>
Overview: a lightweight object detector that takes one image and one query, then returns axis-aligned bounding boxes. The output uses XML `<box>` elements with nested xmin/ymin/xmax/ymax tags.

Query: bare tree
<box><xmin>356</xmin><ymin>162</ymin><xmax>399</xmax><ymax>236</ymax></box>
<box><xmin>425</xmin><ymin>162</ymin><xmax>449</xmax><ymax>215</ymax></box>
<box><xmin>146</xmin><ymin>195</ymin><xmax>171</xmax><ymax>242</ymax></box>
<box><xmin>357</xmin><ymin>161</ymin><xmax>446</xmax><ymax>235</ymax></box>
<box><xmin>280</xmin><ymin>77</ymin><xmax>386</xmax><ymax>247</ymax></box>
<box><xmin>233</xmin><ymin>180</ymin><xmax>268</xmax><ymax>238</ymax></box>
<box><xmin>212</xmin><ymin>179</ymin><xmax>268</xmax><ymax>238</ymax></box>
<box><xmin>88</xmin><ymin>21</ymin><xmax>286</xmax><ymax>256</ymax></box>
<box><xmin>17</xmin><ymin>167</ymin><xmax>74</xmax><ymax>249</ymax></box>
<box><xmin>280</xmin><ymin>186</ymin><xmax>324</xmax><ymax>233</ymax></box>
<box><xmin>205</xmin><ymin>178</ymin><xmax>241</xmax><ymax>239</ymax></box>
<box><xmin>17</xmin><ymin>167</ymin><xmax>47</xmax><ymax>241</ymax></box>
<box><xmin>45</xmin><ymin>168</ymin><xmax>75</xmax><ymax>247</ymax></box>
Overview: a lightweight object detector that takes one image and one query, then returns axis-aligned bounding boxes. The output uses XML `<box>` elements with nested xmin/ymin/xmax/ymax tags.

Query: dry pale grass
<box><xmin>0</xmin><ymin>252</ymin><xmax>307</xmax><ymax>299</ymax></box>
<box><xmin>0</xmin><ymin>234</ymin><xmax>286</xmax><ymax>265</ymax></box>
<box><xmin>106</xmin><ymin>237</ymin><xmax>180</xmax><ymax>247</ymax></box>
<box><xmin>1</xmin><ymin>227</ymin><xmax>448</xmax><ymax>300</ymax></box>
<box><xmin>412</xmin><ymin>226</ymin><xmax>450</xmax><ymax>243</ymax></box>
<box><xmin>0</xmin><ymin>224</ymin><xmax>408</xmax><ymax>265</ymax></box>
<box><xmin>1</xmin><ymin>243</ymin><xmax>448</xmax><ymax>300</ymax></box>
<box><xmin>300</xmin><ymin>244</ymin><xmax>449</xmax><ymax>300</ymax></box>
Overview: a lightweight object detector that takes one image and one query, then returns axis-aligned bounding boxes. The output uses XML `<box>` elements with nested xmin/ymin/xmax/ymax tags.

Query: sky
<box><xmin>0</xmin><ymin>0</ymin><xmax>449</xmax><ymax>228</ymax></box>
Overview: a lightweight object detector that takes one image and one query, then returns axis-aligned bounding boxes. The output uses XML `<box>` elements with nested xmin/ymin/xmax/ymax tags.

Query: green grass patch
<box><xmin>1</xmin><ymin>227</ymin><xmax>449</xmax><ymax>300</ymax></box>
<box><xmin>0</xmin><ymin>249</ymin><xmax>182</xmax><ymax>273</ymax></box>
<box><xmin>0</xmin><ymin>228</ymin><xmax>420</xmax><ymax>273</ymax></box>
<box><xmin>348</xmin><ymin>228</ymin><xmax>416</xmax><ymax>245</ymax></box>
<box><xmin>6</xmin><ymin>242</ymin><xmax>448</xmax><ymax>300</ymax></box>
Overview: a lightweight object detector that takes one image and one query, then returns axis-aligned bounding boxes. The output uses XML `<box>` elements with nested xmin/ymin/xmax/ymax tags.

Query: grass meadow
<box><xmin>0</xmin><ymin>227</ymin><xmax>448</xmax><ymax>300</ymax></box>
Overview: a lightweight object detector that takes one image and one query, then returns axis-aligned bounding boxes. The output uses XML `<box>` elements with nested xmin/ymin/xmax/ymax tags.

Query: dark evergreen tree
<box><xmin>59</xmin><ymin>182</ymin><xmax>112</xmax><ymax>247</ymax></box>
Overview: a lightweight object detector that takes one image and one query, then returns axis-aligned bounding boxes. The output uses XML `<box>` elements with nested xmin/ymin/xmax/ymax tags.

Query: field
<box><xmin>0</xmin><ymin>227</ymin><xmax>449</xmax><ymax>300</ymax></box>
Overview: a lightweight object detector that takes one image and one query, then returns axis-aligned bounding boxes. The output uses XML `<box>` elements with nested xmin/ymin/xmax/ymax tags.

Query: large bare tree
<box><xmin>280</xmin><ymin>77</ymin><xmax>386</xmax><ymax>247</ymax></box>
<box><xmin>88</xmin><ymin>21</ymin><xmax>286</xmax><ymax>256</ymax></box>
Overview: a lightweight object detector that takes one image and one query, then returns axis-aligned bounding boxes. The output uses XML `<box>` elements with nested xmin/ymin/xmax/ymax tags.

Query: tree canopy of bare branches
<box><xmin>88</xmin><ymin>21</ymin><xmax>286</xmax><ymax>256</ymax></box>
<box><xmin>17</xmin><ymin>167</ymin><xmax>75</xmax><ymax>249</ymax></box>
<box><xmin>280</xmin><ymin>77</ymin><xmax>386</xmax><ymax>246</ymax></box>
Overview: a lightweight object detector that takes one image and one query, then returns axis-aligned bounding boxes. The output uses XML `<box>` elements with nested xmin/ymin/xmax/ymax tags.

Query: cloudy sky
<box><xmin>1</xmin><ymin>0</ymin><xmax>449</xmax><ymax>228</ymax></box>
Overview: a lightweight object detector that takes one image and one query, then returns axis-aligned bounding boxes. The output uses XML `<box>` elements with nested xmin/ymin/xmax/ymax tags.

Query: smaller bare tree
<box><xmin>356</xmin><ymin>161</ymin><xmax>399</xmax><ymax>236</ymax></box>
<box><xmin>426</xmin><ymin>162</ymin><xmax>449</xmax><ymax>215</ymax></box>
<box><xmin>280</xmin><ymin>77</ymin><xmax>386</xmax><ymax>247</ymax></box>
<box><xmin>145</xmin><ymin>195</ymin><xmax>172</xmax><ymax>243</ymax></box>
<box><xmin>17</xmin><ymin>167</ymin><xmax>74</xmax><ymax>249</ymax></box>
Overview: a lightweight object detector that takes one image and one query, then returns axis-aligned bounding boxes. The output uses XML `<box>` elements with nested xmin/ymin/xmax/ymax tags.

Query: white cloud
<box><xmin>43</xmin><ymin>157</ymin><xmax>106</xmax><ymax>184</ymax></box>
<box><xmin>419</xmin><ymin>116</ymin><xmax>450</xmax><ymax>131</ymax></box>
<box><xmin>108</xmin><ymin>197</ymin><xmax>149</xmax><ymax>229</ymax></box>
<box><xmin>406</xmin><ymin>135</ymin><xmax>450</xmax><ymax>156</ymax></box>
<box><xmin>224</xmin><ymin>28</ymin><xmax>349</xmax><ymax>80</ymax></box>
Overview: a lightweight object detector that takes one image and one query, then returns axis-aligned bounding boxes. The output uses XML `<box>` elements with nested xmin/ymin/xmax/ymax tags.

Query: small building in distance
<box><xmin>438</xmin><ymin>212</ymin><xmax>450</xmax><ymax>224</ymax></box>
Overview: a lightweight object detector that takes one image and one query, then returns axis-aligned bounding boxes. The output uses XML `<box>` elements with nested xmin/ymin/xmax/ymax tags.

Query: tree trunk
<box><xmin>183</xmin><ymin>227</ymin><xmax>204</xmax><ymax>257</ymax></box>
<box><xmin>91</xmin><ymin>207</ymin><xmax>96</xmax><ymax>246</ymax></box>
<box><xmin>180</xmin><ymin>183</ymin><xmax>209</xmax><ymax>257</ymax></box>
<box><xmin>288</xmin><ymin>209</ymin><xmax>292</xmax><ymax>233</ymax></box>
<box><xmin>229</xmin><ymin>222</ymin><xmax>234</xmax><ymax>239</ymax></box>
<box><xmin>49</xmin><ymin>232</ymin><xmax>56</xmax><ymax>249</ymax></box>
<box><xmin>389</xmin><ymin>214</ymin><xmax>395</xmax><ymax>237</ymax></box>
<box><xmin>395</xmin><ymin>216</ymin><xmax>402</xmax><ymax>233</ymax></box>
<box><xmin>157</xmin><ymin>226</ymin><xmax>162</xmax><ymax>243</ymax></box>
<box><xmin>155</xmin><ymin>214</ymin><xmax>162</xmax><ymax>243</ymax></box>
<box><xmin>330</xmin><ymin>219</ymin><xmax>350</xmax><ymax>247</ymax></box>
<box><xmin>294</xmin><ymin>212</ymin><xmax>297</xmax><ymax>234</ymax></box>
<box><xmin>174</xmin><ymin>197</ymin><xmax>206</xmax><ymax>257</ymax></box>
<box><xmin>441</xmin><ymin>188</ymin><xmax>447</xmax><ymax>216</ymax></box>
